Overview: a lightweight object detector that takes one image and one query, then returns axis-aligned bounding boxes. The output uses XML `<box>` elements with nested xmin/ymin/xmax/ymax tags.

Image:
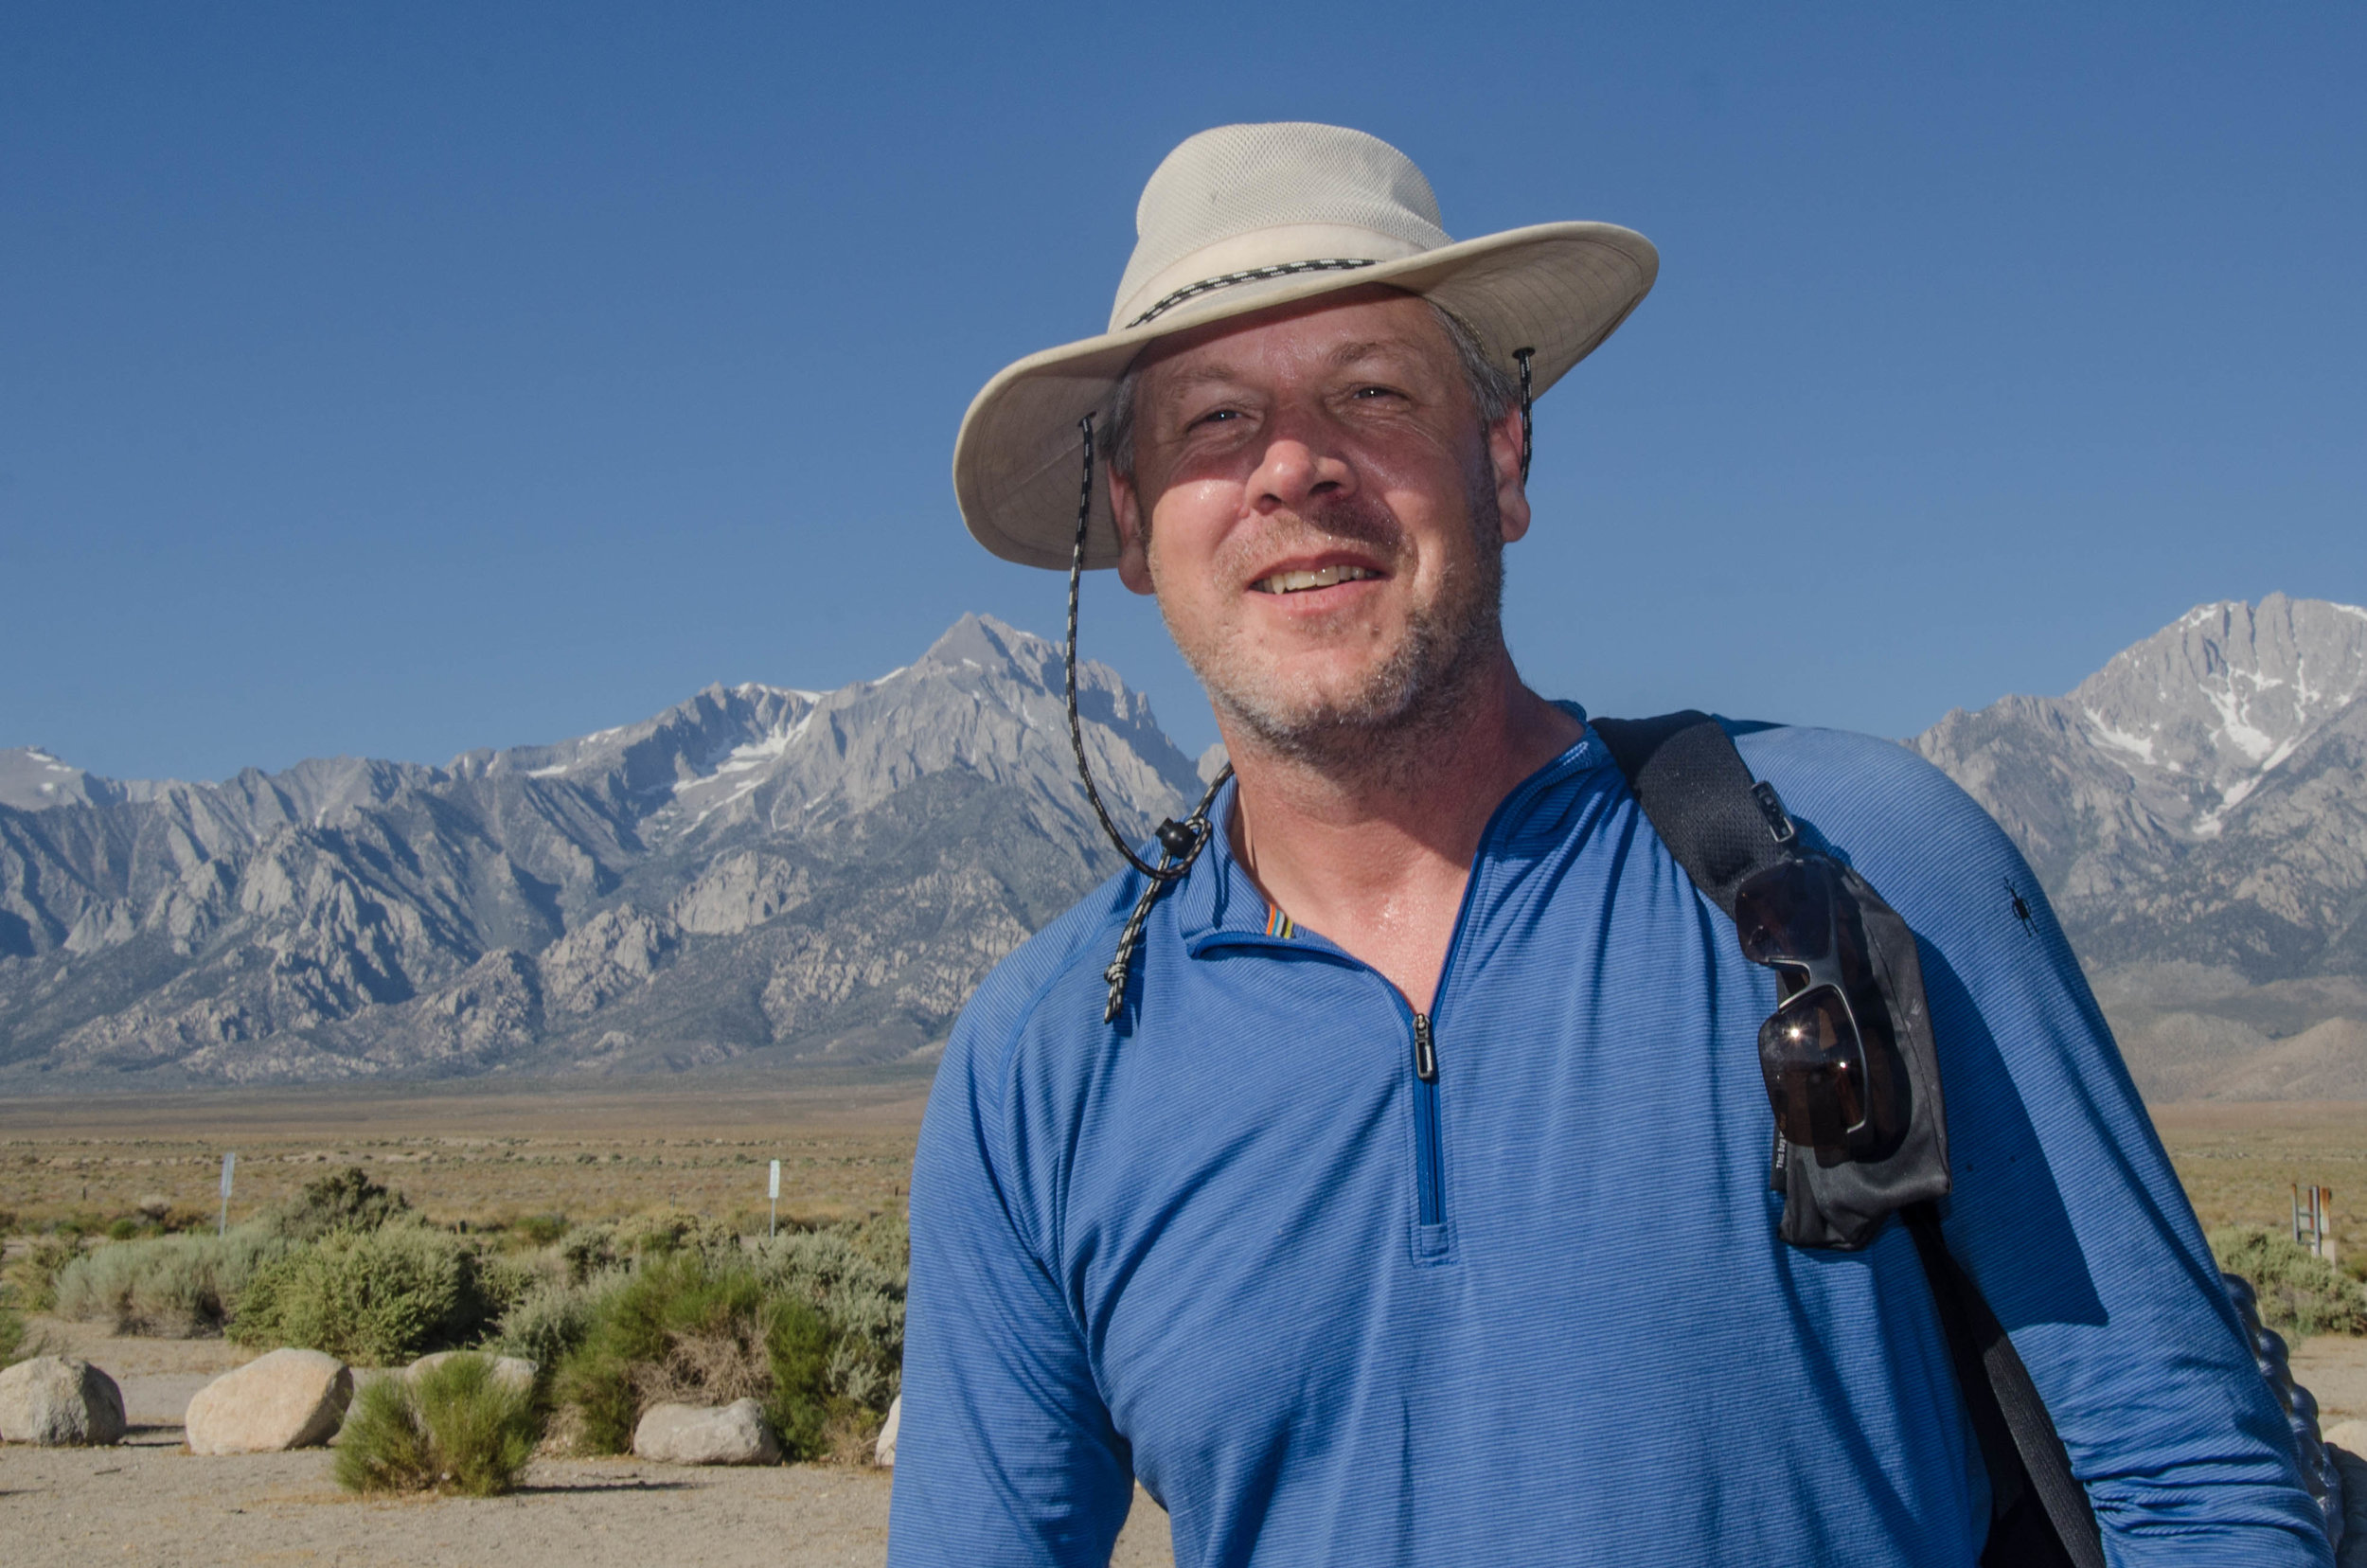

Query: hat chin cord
<box><xmin>1065</xmin><ymin>414</ymin><xmax>1231</xmax><ymax>1023</ymax></box>
<box><xmin>1063</xmin><ymin>349</ymin><xmax>1534</xmax><ymax>1025</ymax></box>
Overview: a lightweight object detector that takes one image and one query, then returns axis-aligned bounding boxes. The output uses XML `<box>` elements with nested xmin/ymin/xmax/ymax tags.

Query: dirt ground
<box><xmin>0</xmin><ymin>1322</ymin><xmax>1177</xmax><ymax>1568</ymax></box>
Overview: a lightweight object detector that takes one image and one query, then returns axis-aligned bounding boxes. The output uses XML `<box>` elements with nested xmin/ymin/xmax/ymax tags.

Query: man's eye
<box><xmin>1191</xmin><ymin>408</ymin><xmax>1240</xmax><ymax>428</ymax></box>
<box><xmin>1351</xmin><ymin>385</ymin><xmax>1401</xmax><ymax>401</ymax></box>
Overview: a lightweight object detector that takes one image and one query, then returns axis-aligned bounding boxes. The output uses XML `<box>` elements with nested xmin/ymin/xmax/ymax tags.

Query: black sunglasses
<box><xmin>1733</xmin><ymin>855</ymin><xmax>1902</xmax><ymax>1158</ymax></box>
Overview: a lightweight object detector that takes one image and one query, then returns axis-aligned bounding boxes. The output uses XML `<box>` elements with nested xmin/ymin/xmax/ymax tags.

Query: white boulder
<box><xmin>875</xmin><ymin>1394</ymin><xmax>899</xmax><ymax>1467</ymax></box>
<box><xmin>186</xmin><ymin>1348</ymin><xmax>352</xmax><ymax>1454</ymax></box>
<box><xmin>632</xmin><ymin>1399</ymin><xmax>780</xmax><ymax>1466</ymax></box>
<box><xmin>0</xmin><ymin>1356</ymin><xmax>127</xmax><ymax>1446</ymax></box>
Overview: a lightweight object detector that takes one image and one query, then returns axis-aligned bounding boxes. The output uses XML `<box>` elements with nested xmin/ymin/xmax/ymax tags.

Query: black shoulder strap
<box><xmin>1590</xmin><ymin>711</ymin><xmax>1790</xmax><ymax>919</ymax></box>
<box><xmin>1596</xmin><ymin>712</ymin><xmax>2105</xmax><ymax>1568</ymax></box>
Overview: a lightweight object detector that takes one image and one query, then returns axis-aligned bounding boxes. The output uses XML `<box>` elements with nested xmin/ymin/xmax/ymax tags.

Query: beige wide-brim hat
<box><xmin>953</xmin><ymin>122</ymin><xmax>1659</xmax><ymax>571</ymax></box>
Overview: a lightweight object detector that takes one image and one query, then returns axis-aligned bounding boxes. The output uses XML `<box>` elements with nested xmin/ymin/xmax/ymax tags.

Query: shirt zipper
<box><xmin>1411</xmin><ymin>1012</ymin><xmax>1446</xmax><ymax>1233</ymax></box>
<box><xmin>1190</xmin><ymin>730</ymin><xmax>1600</xmax><ymax>1265</ymax></box>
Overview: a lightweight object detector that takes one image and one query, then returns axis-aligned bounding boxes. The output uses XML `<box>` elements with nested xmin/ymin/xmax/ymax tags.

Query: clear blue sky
<box><xmin>4</xmin><ymin>4</ymin><xmax>2360</xmax><ymax>782</ymax></box>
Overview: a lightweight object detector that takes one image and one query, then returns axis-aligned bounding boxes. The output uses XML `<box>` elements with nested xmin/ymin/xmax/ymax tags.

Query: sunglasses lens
<box><xmin>1757</xmin><ymin>987</ymin><xmax>1867</xmax><ymax>1152</ymax></box>
<box><xmin>1735</xmin><ymin>858</ymin><xmax>1837</xmax><ymax>969</ymax></box>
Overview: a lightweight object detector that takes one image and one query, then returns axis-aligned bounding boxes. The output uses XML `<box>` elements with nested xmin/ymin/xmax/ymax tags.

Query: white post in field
<box><xmin>769</xmin><ymin>1159</ymin><xmax>781</xmax><ymax>1239</ymax></box>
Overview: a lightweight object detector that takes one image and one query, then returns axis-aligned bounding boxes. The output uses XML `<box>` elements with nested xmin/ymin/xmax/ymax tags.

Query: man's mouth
<box><xmin>1251</xmin><ymin>564</ymin><xmax>1381</xmax><ymax>595</ymax></box>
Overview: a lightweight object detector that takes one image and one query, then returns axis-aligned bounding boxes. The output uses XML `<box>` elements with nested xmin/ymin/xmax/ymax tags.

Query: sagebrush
<box><xmin>492</xmin><ymin>1268</ymin><xmax>632</xmax><ymax>1370</ymax></box>
<box><xmin>546</xmin><ymin>1214</ymin><xmax>905</xmax><ymax>1462</ymax></box>
<box><xmin>231</xmin><ymin>1222</ymin><xmax>527</xmax><ymax>1364</ymax></box>
<box><xmin>52</xmin><ymin>1226</ymin><xmax>290</xmax><ymax>1336</ymax></box>
<box><xmin>2212</xmin><ymin>1228</ymin><xmax>2367</xmax><ymax>1338</ymax></box>
<box><xmin>333</xmin><ymin>1353</ymin><xmax>543</xmax><ymax>1496</ymax></box>
<box><xmin>4</xmin><ymin>1236</ymin><xmax>78</xmax><ymax>1313</ymax></box>
<box><xmin>272</xmin><ymin>1166</ymin><xmax>410</xmax><ymax>1243</ymax></box>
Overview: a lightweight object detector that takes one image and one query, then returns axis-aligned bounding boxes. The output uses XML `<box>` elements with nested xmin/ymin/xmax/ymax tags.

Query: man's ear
<box><xmin>1111</xmin><ymin>470</ymin><xmax>1157</xmax><ymax>596</ymax></box>
<box><xmin>1486</xmin><ymin>405</ymin><xmax>1532</xmax><ymax>543</ymax></box>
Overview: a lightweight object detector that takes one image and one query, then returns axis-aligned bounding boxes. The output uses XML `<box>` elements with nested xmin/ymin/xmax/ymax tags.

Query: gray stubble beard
<box><xmin>1165</xmin><ymin>479</ymin><xmax>1509</xmax><ymax>786</ymax></box>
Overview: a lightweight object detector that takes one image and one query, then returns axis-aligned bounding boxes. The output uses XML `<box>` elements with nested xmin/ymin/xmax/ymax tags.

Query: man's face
<box><xmin>1110</xmin><ymin>288</ymin><xmax>1531</xmax><ymax>761</ymax></box>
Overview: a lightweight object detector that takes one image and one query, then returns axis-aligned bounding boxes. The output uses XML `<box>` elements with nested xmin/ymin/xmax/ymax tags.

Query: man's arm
<box><xmin>1741</xmin><ymin>725</ymin><xmax>2334</xmax><ymax>1567</ymax></box>
<box><xmin>888</xmin><ymin>955</ymin><xmax>1136</xmax><ymax>1568</ymax></box>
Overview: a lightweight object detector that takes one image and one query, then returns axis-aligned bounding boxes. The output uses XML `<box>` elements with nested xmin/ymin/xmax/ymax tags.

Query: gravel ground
<box><xmin>0</xmin><ymin>1428</ymin><xmax>1178</xmax><ymax>1568</ymax></box>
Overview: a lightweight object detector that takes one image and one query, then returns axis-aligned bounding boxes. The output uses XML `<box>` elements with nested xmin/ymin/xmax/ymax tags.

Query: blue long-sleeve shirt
<box><xmin>889</xmin><ymin>716</ymin><xmax>2329</xmax><ymax>1566</ymax></box>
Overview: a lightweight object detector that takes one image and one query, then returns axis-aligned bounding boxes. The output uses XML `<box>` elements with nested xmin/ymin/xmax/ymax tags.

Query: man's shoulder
<box><xmin>1727</xmin><ymin>721</ymin><xmax>2029</xmax><ymax>928</ymax></box>
<box><xmin>1728</xmin><ymin>722</ymin><xmax>1996</xmax><ymax>839</ymax></box>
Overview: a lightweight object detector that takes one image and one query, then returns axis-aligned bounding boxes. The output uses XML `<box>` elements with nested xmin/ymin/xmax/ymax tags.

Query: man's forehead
<box><xmin>1132</xmin><ymin>288</ymin><xmax>1453</xmax><ymax>391</ymax></box>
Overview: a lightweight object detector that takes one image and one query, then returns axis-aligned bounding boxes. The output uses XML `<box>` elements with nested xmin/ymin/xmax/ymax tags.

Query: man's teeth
<box><xmin>1254</xmin><ymin>565</ymin><xmax>1379</xmax><ymax>594</ymax></box>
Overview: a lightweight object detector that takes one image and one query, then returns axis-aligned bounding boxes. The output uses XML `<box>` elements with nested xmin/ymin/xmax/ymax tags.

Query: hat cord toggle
<box><xmin>1063</xmin><ymin>415</ymin><xmax>1232</xmax><ymax>1022</ymax></box>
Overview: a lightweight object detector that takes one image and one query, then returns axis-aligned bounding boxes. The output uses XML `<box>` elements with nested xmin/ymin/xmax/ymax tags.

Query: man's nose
<box><xmin>1248</xmin><ymin>410</ymin><xmax>1356</xmax><ymax>513</ymax></box>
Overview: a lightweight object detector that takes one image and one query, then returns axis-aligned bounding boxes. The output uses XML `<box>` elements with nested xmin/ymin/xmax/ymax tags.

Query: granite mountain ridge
<box><xmin>5</xmin><ymin>597</ymin><xmax>2363</xmax><ymax>1096</ymax></box>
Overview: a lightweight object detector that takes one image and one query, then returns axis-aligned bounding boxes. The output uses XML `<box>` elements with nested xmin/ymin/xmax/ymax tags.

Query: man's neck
<box><xmin>1219</xmin><ymin>653</ymin><xmax>1582</xmax><ymax>1012</ymax></box>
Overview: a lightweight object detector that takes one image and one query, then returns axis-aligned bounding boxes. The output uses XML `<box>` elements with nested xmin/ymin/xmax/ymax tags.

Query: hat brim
<box><xmin>952</xmin><ymin>221</ymin><xmax>1658</xmax><ymax>570</ymax></box>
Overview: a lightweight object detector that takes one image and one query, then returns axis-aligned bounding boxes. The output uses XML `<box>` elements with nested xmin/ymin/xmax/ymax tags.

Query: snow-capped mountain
<box><xmin>1914</xmin><ymin>594</ymin><xmax>2367</xmax><ymax>1097</ymax></box>
<box><xmin>0</xmin><ymin>615</ymin><xmax>1198</xmax><ymax>1083</ymax></box>
<box><xmin>9</xmin><ymin>596</ymin><xmax>2363</xmax><ymax>1097</ymax></box>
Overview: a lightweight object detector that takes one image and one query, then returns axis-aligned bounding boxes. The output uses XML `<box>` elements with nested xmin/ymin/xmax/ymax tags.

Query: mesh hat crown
<box><xmin>954</xmin><ymin>122</ymin><xmax>1658</xmax><ymax>569</ymax></box>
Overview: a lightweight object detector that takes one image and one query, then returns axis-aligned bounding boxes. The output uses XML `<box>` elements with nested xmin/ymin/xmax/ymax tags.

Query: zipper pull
<box><xmin>1413</xmin><ymin>1013</ymin><xmax>1438</xmax><ymax>1083</ymax></box>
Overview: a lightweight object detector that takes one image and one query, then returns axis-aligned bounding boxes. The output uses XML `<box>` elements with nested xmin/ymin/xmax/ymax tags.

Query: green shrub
<box><xmin>4</xmin><ymin>1236</ymin><xmax>78</xmax><ymax>1313</ymax></box>
<box><xmin>513</xmin><ymin>1214</ymin><xmax>570</xmax><ymax>1248</ymax></box>
<box><xmin>624</xmin><ymin>1208</ymin><xmax>736</xmax><ymax>1263</ymax></box>
<box><xmin>549</xmin><ymin>1215</ymin><xmax>905</xmax><ymax>1463</ymax></box>
<box><xmin>0</xmin><ymin>1293</ymin><xmax>23</xmax><ymax>1364</ymax></box>
<box><xmin>52</xmin><ymin>1226</ymin><xmax>289</xmax><ymax>1336</ymax></box>
<box><xmin>332</xmin><ymin>1354</ymin><xmax>542</xmax><ymax>1496</ymax></box>
<box><xmin>559</xmin><ymin>1254</ymin><xmax>770</xmax><ymax>1454</ymax></box>
<box><xmin>745</xmin><ymin>1221</ymin><xmax>906</xmax><ymax>1416</ymax></box>
<box><xmin>231</xmin><ymin>1223</ymin><xmax>505</xmax><ymax>1364</ymax></box>
<box><xmin>2213</xmin><ymin>1228</ymin><xmax>2367</xmax><ymax>1338</ymax></box>
<box><xmin>492</xmin><ymin>1269</ymin><xmax>631</xmax><ymax>1371</ymax></box>
<box><xmin>559</xmin><ymin>1223</ymin><xmax>621</xmax><ymax>1284</ymax></box>
<box><xmin>272</xmin><ymin>1167</ymin><xmax>410</xmax><ymax>1243</ymax></box>
<box><xmin>765</xmin><ymin>1292</ymin><xmax>839</xmax><ymax>1459</ymax></box>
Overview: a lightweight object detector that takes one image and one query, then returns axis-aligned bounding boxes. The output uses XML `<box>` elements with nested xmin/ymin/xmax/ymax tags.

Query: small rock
<box><xmin>875</xmin><ymin>1394</ymin><xmax>899</xmax><ymax>1468</ymax></box>
<box><xmin>186</xmin><ymin>1348</ymin><xmax>352</xmax><ymax>1454</ymax></box>
<box><xmin>406</xmin><ymin>1351</ymin><xmax>538</xmax><ymax>1397</ymax></box>
<box><xmin>632</xmin><ymin>1399</ymin><xmax>780</xmax><ymax>1466</ymax></box>
<box><xmin>0</xmin><ymin>1357</ymin><xmax>127</xmax><ymax>1446</ymax></box>
<box><xmin>2327</xmin><ymin>1418</ymin><xmax>2367</xmax><ymax>1455</ymax></box>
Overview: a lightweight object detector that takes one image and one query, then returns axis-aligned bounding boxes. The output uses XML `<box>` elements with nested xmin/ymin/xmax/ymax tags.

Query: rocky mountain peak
<box><xmin>2068</xmin><ymin>593</ymin><xmax>2367</xmax><ymax>837</ymax></box>
<box><xmin>0</xmin><ymin>614</ymin><xmax>1204</xmax><ymax>1084</ymax></box>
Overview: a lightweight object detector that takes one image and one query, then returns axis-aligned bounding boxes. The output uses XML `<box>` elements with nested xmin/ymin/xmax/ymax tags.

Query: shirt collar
<box><xmin>1169</xmin><ymin>701</ymin><xmax>1608</xmax><ymax>947</ymax></box>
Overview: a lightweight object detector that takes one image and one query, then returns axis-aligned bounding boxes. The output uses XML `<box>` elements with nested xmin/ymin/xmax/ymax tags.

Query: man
<box><xmin>889</xmin><ymin>123</ymin><xmax>2328</xmax><ymax>1565</ymax></box>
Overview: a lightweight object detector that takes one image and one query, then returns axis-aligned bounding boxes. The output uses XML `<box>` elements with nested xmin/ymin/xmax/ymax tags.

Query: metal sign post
<box><xmin>2295</xmin><ymin>1184</ymin><xmax>2336</xmax><ymax>1265</ymax></box>
<box><xmin>219</xmin><ymin>1150</ymin><xmax>237</xmax><ymax>1237</ymax></box>
<box><xmin>769</xmin><ymin>1159</ymin><xmax>781</xmax><ymax>1239</ymax></box>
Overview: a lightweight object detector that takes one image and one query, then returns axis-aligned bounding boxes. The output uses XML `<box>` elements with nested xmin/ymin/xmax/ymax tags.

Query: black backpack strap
<box><xmin>1906</xmin><ymin>1204</ymin><xmax>2106</xmax><ymax>1568</ymax></box>
<box><xmin>1596</xmin><ymin>712</ymin><xmax>2106</xmax><ymax>1568</ymax></box>
<box><xmin>1590</xmin><ymin>711</ymin><xmax>1793</xmax><ymax>919</ymax></box>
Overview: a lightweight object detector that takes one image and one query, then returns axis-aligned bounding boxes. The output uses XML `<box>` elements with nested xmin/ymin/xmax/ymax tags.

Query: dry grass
<box><xmin>2150</xmin><ymin>1101</ymin><xmax>2367</xmax><ymax>1266</ymax></box>
<box><xmin>9</xmin><ymin>1081</ymin><xmax>2359</xmax><ymax>1287</ymax></box>
<box><xmin>0</xmin><ymin>1078</ymin><xmax>925</xmax><ymax>1236</ymax></box>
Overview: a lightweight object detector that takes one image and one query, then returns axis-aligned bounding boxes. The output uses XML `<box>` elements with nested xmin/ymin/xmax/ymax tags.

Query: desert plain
<box><xmin>4</xmin><ymin>1079</ymin><xmax>2366</xmax><ymax>1565</ymax></box>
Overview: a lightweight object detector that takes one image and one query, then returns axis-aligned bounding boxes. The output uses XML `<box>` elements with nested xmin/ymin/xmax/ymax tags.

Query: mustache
<box><xmin>1218</xmin><ymin>495</ymin><xmax>1406</xmax><ymax>576</ymax></box>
